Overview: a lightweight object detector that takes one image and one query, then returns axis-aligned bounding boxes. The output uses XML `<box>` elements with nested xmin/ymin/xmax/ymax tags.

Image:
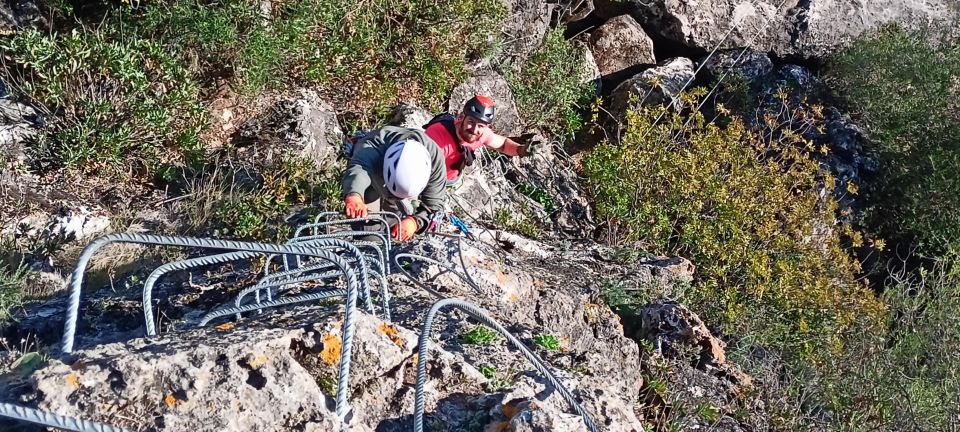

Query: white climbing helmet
<box><xmin>383</xmin><ymin>139</ymin><xmax>431</xmax><ymax>199</ymax></box>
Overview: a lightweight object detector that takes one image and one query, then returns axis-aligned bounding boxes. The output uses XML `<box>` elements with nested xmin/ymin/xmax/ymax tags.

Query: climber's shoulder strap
<box><xmin>424</xmin><ymin>113</ymin><xmax>475</xmax><ymax>167</ymax></box>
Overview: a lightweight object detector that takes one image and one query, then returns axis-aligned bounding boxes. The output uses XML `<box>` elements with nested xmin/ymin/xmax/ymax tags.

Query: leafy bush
<box><xmin>826</xmin><ymin>24</ymin><xmax>960</xmax><ymax>256</ymax></box>
<box><xmin>583</xmin><ymin>95</ymin><xmax>885</xmax><ymax>362</ymax></box>
<box><xmin>181</xmin><ymin>157</ymin><xmax>342</xmax><ymax>241</ymax></box>
<box><xmin>507</xmin><ymin>28</ymin><xmax>595</xmax><ymax>139</ymax></box>
<box><xmin>826</xmin><ymin>254</ymin><xmax>960</xmax><ymax>430</ymax></box>
<box><xmin>460</xmin><ymin>325</ymin><xmax>499</xmax><ymax>345</ymax></box>
<box><xmin>134</xmin><ymin>0</ymin><xmax>506</xmax><ymax>119</ymax></box>
<box><xmin>1</xmin><ymin>27</ymin><xmax>207</xmax><ymax>174</ymax></box>
<box><xmin>531</xmin><ymin>333</ymin><xmax>560</xmax><ymax>351</ymax></box>
<box><xmin>0</xmin><ymin>261</ymin><xmax>28</xmax><ymax>321</ymax></box>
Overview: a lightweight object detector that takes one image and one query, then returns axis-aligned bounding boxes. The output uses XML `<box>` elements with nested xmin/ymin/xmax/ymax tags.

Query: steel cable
<box><xmin>393</xmin><ymin>253</ymin><xmax>484</xmax><ymax>298</ymax></box>
<box><xmin>413</xmin><ymin>298</ymin><xmax>599</xmax><ymax>432</ymax></box>
<box><xmin>0</xmin><ymin>402</ymin><xmax>132</xmax><ymax>432</ymax></box>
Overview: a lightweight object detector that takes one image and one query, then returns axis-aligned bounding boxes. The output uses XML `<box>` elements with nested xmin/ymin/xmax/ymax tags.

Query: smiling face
<box><xmin>457</xmin><ymin>114</ymin><xmax>490</xmax><ymax>143</ymax></box>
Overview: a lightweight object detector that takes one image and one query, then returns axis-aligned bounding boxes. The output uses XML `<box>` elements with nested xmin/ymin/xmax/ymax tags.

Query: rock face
<box><xmin>588</xmin><ymin>15</ymin><xmax>656</xmax><ymax>76</ymax></box>
<box><xmin>633</xmin><ymin>299</ymin><xmax>761</xmax><ymax>431</ymax></box>
<box><xmin>235</xmin><ymin>89</ymin><xmax>344</xmax><ymax>171</ymax></box>
<box><xmin>499</xmin><ymin>0</ymin><xmax>554</xmax><ymax>61</ymax></box>
<box><xmin>699</xmin><ymin>48</ymin><xmax>774</xmax><ymax>88</ymax></box>
<box><xmin>572</xmin><ymin>36</ymin><xmax>602</xmax><ymax>92</ymax></box>
<box><xmin>386</xmin><ymin>103</ymin><xmax>433</xmax><ymax>130</ymax></box>
<box><xmin>609</xmin><ymin>57</ymin><xmax>696</xmax><ymax>122</ymax></box>
<box><xmin>550</xmin><ymin>0</ymin><xmax>594</xmax><ymax>23</ymax></box>
<box><xmin>5</xmin><ymin>232</ymin><xmax>669</xmax><ymax>431</ymax></box>
<box><xmin>448</xmin><ymin>70</ymin><xmax>524</xmax><ymax>137</ymax></box>
<box><xmin>593</xmin><ymin>0</ymin><xmax>956</xmax><ymax>59</ymax></box>
<box><xmin>0</xmin><ymin>98</ymin><xmax>37</xmax><ymax>168</ymax></box>
<box><xmin>0</xmin><ymin>0</ymin><xmax>41</xmax><ymax>33</ymax></box>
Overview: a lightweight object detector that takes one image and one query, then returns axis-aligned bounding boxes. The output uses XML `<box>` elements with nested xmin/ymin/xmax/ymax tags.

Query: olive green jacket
<box><xmin>341</xmin><ymin>126</ymin><xmax>447</xmax><ymax>230</ymax></box>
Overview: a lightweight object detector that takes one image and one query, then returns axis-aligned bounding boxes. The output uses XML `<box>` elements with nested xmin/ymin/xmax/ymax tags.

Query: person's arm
<box><xmin>479</xmin><ymin>129</ymin><xmax>530</xmax><ymax>157</ymax></box>
<box><xmin>412</xmin><ymin>145</ymin><xmax>448</xmax><ymax>231</ymax></box>
<box><xmin>341</xmin><ymin>135</ymin><xmax>381</xmax><ymax>198</ymax></box>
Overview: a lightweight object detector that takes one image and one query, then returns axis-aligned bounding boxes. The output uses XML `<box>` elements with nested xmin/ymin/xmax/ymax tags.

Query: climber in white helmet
<box><xmin>341</xmin><ymin>126</ymin><xmax>446</xmax><ymax>241</ymax></box>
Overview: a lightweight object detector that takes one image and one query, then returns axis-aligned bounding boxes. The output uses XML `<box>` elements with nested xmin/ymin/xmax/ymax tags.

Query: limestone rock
<box><xmin>236</xmin><ymin>89</ymin><xmax>344</xmax><ymax>171</ymax></box>
<box><xmin>698</xmin><ymin>48</ymin><xmax>774</xmax><ymax>88</ymax></box>
<box><xmin>498</xmin><ymin>0</ymin><xmax>554</xmax><ymax>62</ymax></box>
<box><xmin>609</xmin><ymin>57</ymin><xmax>696</xmax><ymax>121</ymax></box>
<box><xmin>386</xmin><ymin>103</ymin><xmax>433</xmax><ymax>130</ymax></box>
<box><xmin>594</xmin><ymin>0</ymin><xmax>956</xmax><ymax>60</ymax></box>
<box><xmin>588</xmin><ymin>15</ymin><xmax>656</xmax><ymax>76</ymax></box>
<box><xmin>448</xmin><ymin>71</ymin><xmax>524</xmax><ymax>137</ymax></box>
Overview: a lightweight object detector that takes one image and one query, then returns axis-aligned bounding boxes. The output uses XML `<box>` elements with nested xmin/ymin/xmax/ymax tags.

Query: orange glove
<box><xmin>344</xmin><ymin>194</ymin><xmax>367</xmax><ymax>218</ymax></box>
<box><xmin>391</xmin><ymin>216</ymin><xmax>418</xmax><ymax>242</ymax></box>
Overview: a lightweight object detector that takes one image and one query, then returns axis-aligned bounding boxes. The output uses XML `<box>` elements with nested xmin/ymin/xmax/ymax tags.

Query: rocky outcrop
<box><xmin>448</xmin><ymin>70</ymin><xmax>524</xmax><ymax>137</ymax></box>
<box><xmin>550</xmin><ymin>0</ymin><xmax>594</xmax><ymax>24</ymax></box>
<box><xmin>588</xmin><ymin>15</ymin><xmax>656</xmax><ymax>76</ymax></box>
<box><xmin>593</xmin><ymin>0</ymin><xmax>956</xmax><ymax>60</ymax></box>
<box><xmin>386</xmin><ymin>103</ymin><xmax>433</xmax><ymax>130</ymax></box>
<box><xmin>698</xmin><ymin>48</ymin><xmax>774</xmax><ymax>89</ymax></box>
<box><xmin>499</xmin><ymin>0</ymin><xmax>554</xmax><ymax>62</ymax></box>
<box><xmin>235</xmin><ymin>89</ymin><xmax>344</xmax><ymax>171</ymax></box>
<box><xmin>609</xmin><ymin>57</ymin><xmax>696</xmax><ymax>122</ymax></box>
<box><xmin>4</xmin><ymin>232</ymin><xmax>685</xmax><ymax>431</ymax></box>
<box><xmin>0</xmin><ymin>0</ymin><xmax>41</xmax><ymax>33</ymax></box>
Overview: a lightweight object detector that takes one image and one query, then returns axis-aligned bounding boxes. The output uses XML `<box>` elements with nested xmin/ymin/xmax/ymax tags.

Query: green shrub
<box><xmin>532</xmin><ymin>333</ymin><xmax>560</xmax><ymax>351</ymax></box>
<box><xmin>0</xmin><ymin>261</ymin><xmax>28</xmax><ymax>321</ymax></box>
<box><xmin>184</xmin><ymin>156</ymin><xmax>342</xmax><ymax>241</ymax></box>
<box><xmin>583</xmin><ymin>95</ymin><xmax>885</xmax><ymax>362</ymax></box>
<box><xmin>826</xmin><ymin>254</ymin><xmax>960</xmax><ymax>430</ymax></box>
<box><xmin>135</xmin><ymin>0</ymin><xmax>506</xmax><ymax>119</ymax></box>
<box><xmin>826</xmin><ymin>24</ymin><xmax>960</xmax><ymax>256</ymax></box>
<box><xmin>1</xmin><ymin>27</ymin><xmax>208</xmax><ymax>174</ymax></box>
<box><xmin>507</xmin><ymin>28</ymin><xmax>595</xmax><ymax>139</ymax></box>
<box><xmin>460</xmin><ymin>325</ymin><xmax>499</xmax><ymax>345</ymax></box>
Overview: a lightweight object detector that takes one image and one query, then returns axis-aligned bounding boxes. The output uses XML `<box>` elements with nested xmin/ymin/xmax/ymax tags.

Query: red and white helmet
<box><xmin>383</xmin><ymin>139</ymin><xmax>431</xmax><ymax>199</ymax></box>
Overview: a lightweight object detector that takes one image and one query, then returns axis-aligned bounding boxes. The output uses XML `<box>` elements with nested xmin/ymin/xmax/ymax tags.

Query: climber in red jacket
<box><xmin>423</xmin><ymin>95</ymin><xmax>538</xmax><ymax>187</ymax></box>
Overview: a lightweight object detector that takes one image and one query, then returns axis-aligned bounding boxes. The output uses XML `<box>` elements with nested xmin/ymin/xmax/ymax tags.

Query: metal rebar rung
<box><xmin>0</xmin><ymin>402</ymin><xmax>132</xmax><ymax>432</ymax></box>
<box><xmin>413</xmin><ymin>298</ymin><xmax>599</xmax><ymax>432</ymax></box>
<box><xmin>60</xmin><ymin>233</ymin><xmax>360</xmax><ymax>422</ymax></box>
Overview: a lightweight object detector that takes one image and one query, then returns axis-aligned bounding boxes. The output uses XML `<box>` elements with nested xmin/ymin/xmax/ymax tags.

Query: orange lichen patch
<box><xmin>378</xmin><ymin>323</ymin><xmax>406</xmax><ymax>348</ymax></box>
<box><xmin>65</xmin><ymin>373</ymin><xmax>80</xmax><ymax>389</ymax></box>
<box><xmin>247</xmin><ymin>356</ymin><xmax>269</xmax><ymax>369</ymax></box>
<box><xmin>560</xmin><ymin>336</ymin><xmax>572</xmax><ymax>352</ymax></box>
<box><xmin>495</xmin><ymin>269</ymin><xmax>508</xmax><ymax>285</ymax></box>
<box><xmin>508</xmin><ymin>292</ymin><xmax>519</xmax><ymax>303</ymax></box>
<box><xmin>411</xmin><ymin>353</ymin><xmax>419</xmax><ymax>365</ymax></box>
<box><xmin>319</xmin><ymin>334</ymin><xmax>342</xmax><ymax>366</ymax></box>
<box><xmin>534</xmin><ymin>279</ymin><xmax>543</xmax><ymax>289</ymax></box>
<box><xmin>215</xmin><ymin>322</ymin><xmax>235</xmax><ymax>331</ymax></box>
<box><xmin>164</xmin><ymin>394</ymin><xmax>179</xmax><ymax>407</ymax></box>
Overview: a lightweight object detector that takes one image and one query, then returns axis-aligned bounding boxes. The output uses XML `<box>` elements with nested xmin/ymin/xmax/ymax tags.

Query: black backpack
<box><xmin>424</xmin><ymin>113</ymin><xmax>475</xmax><ymax>168</ymax></box>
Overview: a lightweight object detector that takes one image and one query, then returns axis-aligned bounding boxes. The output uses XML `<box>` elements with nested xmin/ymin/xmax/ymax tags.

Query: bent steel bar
<box><xmin>199</xmin><ymin>289</ymin><xmax>348</xmax><ymax>327</ymax></box>
<box><xmin>310</xmin><ymin>211</ymin><xmax>400</xmax><ymax>229</ymax></box>
<box><xmin>142</xmin><ymin>250</ymin><xmax>262</xmax><ymax>336</ymax></box>
<box><xmin>291</xmin><ymin>230</ymin><xmax>391</xmax><ymax>274</ymax></box>
<box><xmin>291</xmin><ymin>217</ymin><xmax>391</xmax><ymax>270</ymax></box>
<box><xmin>293</xmin><ymin>216</ymin><xmax>389</xmax><ymax>239</ymax></box>
<box><xmin>0</xmin><ymin>402</ymin><xmax>133</xmax><ymax>432</ymax></box>
<box><xmin>235</xmin><ymin>270</ymin><xmax>343</xmax><ymax>311</ymax></box>
<box><xmin>413</xmin><ymin>298</ymin><xmax>599</xmax><ymax>432</ymax></box>
<box><xmin>60</xmin><ymin>234</ymin><xmax>360</xmax><ymax>422</ymax></box>
<box><xmin>271</xmin><ymin>238</ymin><xmax>377</xmax><ymax>314</ymax></box>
